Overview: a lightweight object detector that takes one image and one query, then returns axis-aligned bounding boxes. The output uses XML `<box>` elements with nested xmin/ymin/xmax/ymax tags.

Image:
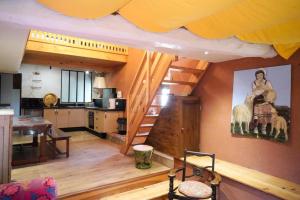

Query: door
<box><xmin>104</xmin><ymin>112</ymin><xmax>121</xmax><ymax>133</ymax></box>
<box><xmin>181</xmin><ymin>100</ymin><xmax>200</xmax><ymax>152</ymax></box>
<box><xmin>94</xmin><ymin>111</ymin><xmax>104</xmax><ymax>132</ymax></box>
<box><xmin>69</xmin><ymin>109</ymin><xmax>84</xmax><ymax>127</ymax></box>
<box><xmin>56</xmin><ymin>109</ymin><xmax>69</xmax><ymax>128</ymax></box>
<box><xmin>44</xmin><ymin>109</ymin><xmax>57</xmax><ymax>127</ymax></box>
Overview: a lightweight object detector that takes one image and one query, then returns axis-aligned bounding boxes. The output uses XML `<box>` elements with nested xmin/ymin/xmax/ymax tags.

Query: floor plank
<box><xmin>12</xmin><ymin>131</ymin><xmax>169</xmax><ymax>197</ymax></box>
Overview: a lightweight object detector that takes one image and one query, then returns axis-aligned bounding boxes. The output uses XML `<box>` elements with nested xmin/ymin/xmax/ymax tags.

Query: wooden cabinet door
<box><xmin>103</xmin><ymin>112</ymin><xmax>122</xmax><ymax>133</ymax></box>
<box><xmin>94</xmin><ymin>111</ymin><xmax>104</xmax><ymax>132</ymax></box>
<box><xmin>56</xmin><ymin>109</ymin><xmax>69</xmax><ymax>128</ymax></box>
<box><xmin>69</xmin><ymin>109</ymin><xmax>85</xmax><ymax>127</ymax></box>
<box><xmin>44</xmin><ymin>109</ymin><xmax>57</xmax><ymax>127</ymax></box>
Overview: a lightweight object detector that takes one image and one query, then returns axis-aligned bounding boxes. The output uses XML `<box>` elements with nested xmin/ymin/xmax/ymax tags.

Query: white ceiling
<box><xmin>0</xmin><ymin>0</ymin><xmax>277</xmax><ymax>72</ymax></box>
<box><xmin>0</xmin><ymin>22</ymin><xmax>28</xmax><ymax>73</ymax></box>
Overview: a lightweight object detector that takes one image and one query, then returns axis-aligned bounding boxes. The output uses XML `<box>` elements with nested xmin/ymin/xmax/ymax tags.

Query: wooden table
<box><xmin>12</xmin><ymin>117</ymin><xmax>52</xmax><ymax>165</ymax></box>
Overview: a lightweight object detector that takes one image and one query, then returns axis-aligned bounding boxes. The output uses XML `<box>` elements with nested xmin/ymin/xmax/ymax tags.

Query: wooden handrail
<box><xmin>121</xmin><ymin>51</ymin><xmax>175</xmax><ymax>154</ymax></box>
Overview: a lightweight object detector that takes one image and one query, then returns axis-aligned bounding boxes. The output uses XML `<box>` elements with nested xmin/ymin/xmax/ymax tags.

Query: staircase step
<box><xmin>150</xmin><ymin>104</ymin><xmax>162</xmax><ymax>107</ymax></box>
<box><xmin>169</xmin><ymin>66</ymin><xmax>204</xmax><ymax>75</ymax></box>
<box><xmin>136</xmin><ymin>132</ymin><xmax>150</xmax><ymax>137</ymax></box>
<box><xmin>140</xmin><ymin>123</ymin><xmax>154</xmax><ymax>127</ymax></box>
<box><xmin>145</xmin><ymin>114</ymin><xmax>159</xmax><ymax>118</ymax></box>
<box><xmin>162</xmin><ymin>80</ymin><xmax>197</xmax><ymax>86</ymax></box>
<box><xmin>132</xmin><ymin>136</ymin><xmax>147</xmax><ymax>145</ymax></box>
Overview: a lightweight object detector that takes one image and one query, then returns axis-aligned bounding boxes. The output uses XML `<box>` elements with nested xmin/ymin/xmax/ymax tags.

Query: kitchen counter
<box><xmin>44</xmin><ymin>106</ymin><xmax>124</xmax><ymax>111</ymax></box>
<box><xmin>0</xmin><ymin>109</ymin><xmax>14</xmax><ymax>115</ymax></box>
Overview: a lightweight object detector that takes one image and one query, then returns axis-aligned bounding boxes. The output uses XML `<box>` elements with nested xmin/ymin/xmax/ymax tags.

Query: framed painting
<box><xmin>231</xmin><ymin>65</ymin><xmax>291</xmax><ymax>142</ymax></box>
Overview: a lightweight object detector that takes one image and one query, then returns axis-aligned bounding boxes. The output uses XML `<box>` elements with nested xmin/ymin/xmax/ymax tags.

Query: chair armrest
<box><xmin>210</xmin><ymin>172</ymin><xmax>222</xmax><ymax>186</ymax></box>
<box><xmin>168</xmin><ymin>168</ymin><xmax>184</xmax><ymax>178</ymax></box>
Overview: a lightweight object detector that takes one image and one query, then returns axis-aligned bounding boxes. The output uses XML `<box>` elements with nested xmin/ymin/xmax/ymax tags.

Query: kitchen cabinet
<box><xmin>146</xmin><ymin>96</ymin><xmax>200</xmax><ymax>158</ymax></box>
<box><xmin>93</xmin><ymin>110</ymin><xmax>124</xmax><ymax>133</ymax></box>
<box><xmin>44</xmin><ymin>109</ymin><xmax>85</xmax><ymax>128</ymax></box>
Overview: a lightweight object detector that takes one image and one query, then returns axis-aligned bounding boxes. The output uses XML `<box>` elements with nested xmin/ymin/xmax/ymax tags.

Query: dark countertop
<box><xmin>44</xmin><ymin>106</ymin><xmax>124</xmax><ymax>112</ymax></box>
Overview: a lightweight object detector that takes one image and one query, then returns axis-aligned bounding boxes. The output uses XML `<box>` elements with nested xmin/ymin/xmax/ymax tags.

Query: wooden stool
<box><xmin>47</xmin><ymin>128</ymin><xmax>71</xmax><ymax>158</ymax></box>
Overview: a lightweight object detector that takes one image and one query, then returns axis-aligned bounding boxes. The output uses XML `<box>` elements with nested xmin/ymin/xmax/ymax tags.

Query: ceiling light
<box><xmin>85</xmin><ymin>71</ymin><xmax>89</xmax><ymax>74</ymax></box>
<box><xmin>204</xmin><ymin>51</ymin><xmax>209</xmax><ymax>55</ymax></box>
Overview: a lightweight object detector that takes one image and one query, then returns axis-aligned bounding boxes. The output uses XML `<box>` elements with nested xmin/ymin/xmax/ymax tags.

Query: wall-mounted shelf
<box><xmin>31</xmin><ymin>86</ymin><xmax>42</xmax><ymax>89</ymax></box>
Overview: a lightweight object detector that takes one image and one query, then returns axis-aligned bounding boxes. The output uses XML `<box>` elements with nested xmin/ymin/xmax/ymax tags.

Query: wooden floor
<box><xmin>11</xmin><ymin>131</ymin><xmax>169</xmax><ymax>197</ymax></box>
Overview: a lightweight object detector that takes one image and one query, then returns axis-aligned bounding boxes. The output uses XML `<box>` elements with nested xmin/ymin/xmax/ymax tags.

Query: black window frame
<box><xmin>60</xmin><ymin>69</ymin><xmax>92</xmax><ymax>103</ymax></box>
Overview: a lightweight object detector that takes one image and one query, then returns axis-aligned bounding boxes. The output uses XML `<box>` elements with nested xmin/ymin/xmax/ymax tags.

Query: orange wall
<box><xmin>193</xmin><ymin>50</ymin><xmax>300</xmax><ymax>199</ymax></box>
<box><xmin>105</xmin><ymin>47</ymin><xmax>145</xmax><ymax>98</ymax></box>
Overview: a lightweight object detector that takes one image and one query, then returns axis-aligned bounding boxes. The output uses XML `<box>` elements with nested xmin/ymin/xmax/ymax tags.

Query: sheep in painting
<box><xmin>271</xmin><ymin>108</ymin><xmax>288</xmax><ymax>141</ymax></box>
<box><xmin>232</xmin><ymin>95</ymin><xmax>253</xmax><ymax>134</ymax></box>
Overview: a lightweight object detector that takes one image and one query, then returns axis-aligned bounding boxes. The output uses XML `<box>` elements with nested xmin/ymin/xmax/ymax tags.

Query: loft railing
<box><xmin>121</xmin><ymin>51</ymin><xmax>175</xmax><ymax>154</ymax></box>
<box><xmin>28</xmin><ymin>30</ymin><xmax>128</xmax><ymax>55</ymax></box>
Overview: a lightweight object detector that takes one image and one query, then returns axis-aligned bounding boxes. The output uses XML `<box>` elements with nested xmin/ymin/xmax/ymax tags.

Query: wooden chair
<box><xmin>168</xmin><ymin>150</ymin><xmax>221</xmax><ymax>200</ymax></box>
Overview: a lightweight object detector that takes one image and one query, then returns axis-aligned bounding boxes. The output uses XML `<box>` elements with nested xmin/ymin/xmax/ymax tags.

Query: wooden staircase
<box><xmin>121</xmin><ymin>52</ymin><xmax>209</xmax><ymax>154</ymax></box>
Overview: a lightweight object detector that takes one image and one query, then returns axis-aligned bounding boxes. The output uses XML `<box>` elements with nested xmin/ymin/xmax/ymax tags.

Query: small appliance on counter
<box><xmin>102</xmin><ymin>88</ymin><xmax>117</xmax><ymax>108</ymax></box>
<box><xmin>108</xmin><ymin>98</ymin><xmax>116</xmax><ymax>109</ymax></box>
<box><xmin>94</xmin><ymin>99</ymin><xmax>103</xmax><ymax>108</ymax></box>
<box><xmin>115</xmin><ymin>99</ymin><xmax>126</xmax><ymax>110</ymax></box>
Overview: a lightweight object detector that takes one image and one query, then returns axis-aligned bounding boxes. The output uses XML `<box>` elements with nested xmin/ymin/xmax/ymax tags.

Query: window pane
<box><xmin>85</xmin><ymin>73</ymin><xmax>92</xmax><ymax>102</ymax></box>
<box><xmin>77</xmin><ymin>72</ymin><xmax>84</xmax><ymax>102</ymax></box>
<box><xmin>61</xmin><ymin>71</ymin><xmax>69</xmax><ymax>102</ymax></box>
<box><xmin>69</xmin><ymin>71</ymin><xmax>77</xmax><ymax>102</ymax></box>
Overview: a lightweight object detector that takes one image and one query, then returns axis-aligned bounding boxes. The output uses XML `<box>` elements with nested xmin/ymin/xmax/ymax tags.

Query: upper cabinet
<box><xmin>22</xmin><ymin>30</ymin><xmax>128</xmax><ymax>72</ymax></box>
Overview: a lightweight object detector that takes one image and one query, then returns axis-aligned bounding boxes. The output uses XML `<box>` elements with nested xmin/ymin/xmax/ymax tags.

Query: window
<box><xmin>61</xmin><ymin>70</ymin><xmax>92</xmax><ymax>103</ymax></box>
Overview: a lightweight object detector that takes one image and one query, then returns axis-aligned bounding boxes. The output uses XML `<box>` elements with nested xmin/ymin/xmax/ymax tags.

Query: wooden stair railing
<box><xmin>121</xmin><ymin>51</ymin><xmax>175</xmax><ymax>154</ymax></box>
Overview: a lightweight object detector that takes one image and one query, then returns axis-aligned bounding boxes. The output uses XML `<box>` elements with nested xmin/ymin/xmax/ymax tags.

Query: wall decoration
<box><xmin>231</xmin><ymin>65</ymin><xmax>291</xmax><ymax>142</ymax></box>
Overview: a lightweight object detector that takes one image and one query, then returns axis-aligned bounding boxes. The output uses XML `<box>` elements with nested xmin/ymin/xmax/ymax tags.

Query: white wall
<box><xmin>19</xmin><ymin>64</ymin><xmax>61</xmax><ymax>98</ymax></box>
<box><xmin>19</xmin><ymin>63</ymin><xmax>97</xmax><ymax>99</ymax></box>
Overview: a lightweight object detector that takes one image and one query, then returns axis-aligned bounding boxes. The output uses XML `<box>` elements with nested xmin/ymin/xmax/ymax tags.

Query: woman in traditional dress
<box><xmin>252</xmin><ymin>69</ymin><xmax>273</xmax><ymax>135</ymax></box>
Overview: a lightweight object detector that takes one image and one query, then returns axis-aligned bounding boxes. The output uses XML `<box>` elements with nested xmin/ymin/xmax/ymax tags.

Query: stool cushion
<box><xmin>178</xmin><ymin>180</ymin><xmax>212</xmax><ymax>199</ymax></box>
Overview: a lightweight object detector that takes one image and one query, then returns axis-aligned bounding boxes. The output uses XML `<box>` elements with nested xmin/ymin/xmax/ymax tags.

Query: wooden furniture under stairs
<box><xmin>121</xmin><ymin>52</ymin><xmax>209</xmax><ymax>155</ymax></box>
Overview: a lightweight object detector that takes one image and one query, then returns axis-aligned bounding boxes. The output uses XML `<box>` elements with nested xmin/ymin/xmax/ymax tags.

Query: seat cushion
<box><xmin>178</xmin><ymin>180</ymin><xmax>212</xmax><ymax>199</ymax></box>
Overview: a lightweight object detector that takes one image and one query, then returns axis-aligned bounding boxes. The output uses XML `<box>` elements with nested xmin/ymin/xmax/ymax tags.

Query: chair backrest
<box><xmin>182</xmin><ymin>150</ymin><xmax>215</xmax><ymax>182</ymax></box>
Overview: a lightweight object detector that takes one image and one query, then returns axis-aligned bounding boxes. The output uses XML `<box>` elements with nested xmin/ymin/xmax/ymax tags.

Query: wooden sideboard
<box><xmin>0</xmin><ymin>109</ymin><xmax>14</xmax><ymax>184</ymax></box>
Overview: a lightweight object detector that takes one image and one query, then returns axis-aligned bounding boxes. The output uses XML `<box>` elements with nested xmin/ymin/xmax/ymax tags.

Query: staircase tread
<box><xmin>140</xmin><ymin>123</ymin><xmax>154</xmax><ymax>127</ymax></box>
<box><xmin>162</xmin><ymin>80</ymin><xmax>197</xmax><ymax>86</ymax></box>
<box><xmin>150</xmin><ymin>104</ymin><xmax>162</xmax><ymax>107</ymax></box>
<box><xmin>169</xmin><ymin>65</ymin><xmax>204</xmax><ymax>74</ymax></box>
<box><xmin>145</xmin><ymin>114</ymin><xmax>159</xmax><ymax>117</ymax></box>
<box><xmin>136</xmin><ymin>132</ymin><xmax>150</xmax><ymax>137</ymax></box>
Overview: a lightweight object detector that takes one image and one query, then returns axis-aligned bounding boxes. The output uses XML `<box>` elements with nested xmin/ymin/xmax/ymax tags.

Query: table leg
<box><xmin>66</xmin><ymin>138</ymin><xmax>70</xmax><ymax>158</ymax></box>
<box><xmin>33</xmin><ymin>132</ymin><xmax>38</xmax><ymax>147</ymax></box>
<box><xmin>39</xmin><ymin>134</ymin><xmax>47</xmax><ymax>162</ymax></box>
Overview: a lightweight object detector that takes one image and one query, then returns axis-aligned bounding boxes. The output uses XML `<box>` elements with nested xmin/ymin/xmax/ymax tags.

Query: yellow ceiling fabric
<box><xmin>36</xmin><ymin>0</ymin><xmax>300</xmax><ymax>59</ymax></box>
<box><xmin>186</xmin><ymin>0</ymin><xmax>300</xmax><ymax>39</ymax></box>
<box><xmin>118</xmin><ymin>0</ymin><xmax>239</xmax><ymax>32</ymax></box>
<box><xmin>273</xmin><ymin>43</ymin><xmax>300</xmax><ymax>59</ymax></box>
<box><xmin>37</xmin><ymin>0</ymin><xmax>131</xmax><ymax>19</ymax></box>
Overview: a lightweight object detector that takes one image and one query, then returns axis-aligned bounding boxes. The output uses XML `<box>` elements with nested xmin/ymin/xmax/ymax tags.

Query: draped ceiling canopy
<box><xmin>37</xmin><ymin>0</ymin><xmax>300</xmax><ymax>59</ymax></box>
